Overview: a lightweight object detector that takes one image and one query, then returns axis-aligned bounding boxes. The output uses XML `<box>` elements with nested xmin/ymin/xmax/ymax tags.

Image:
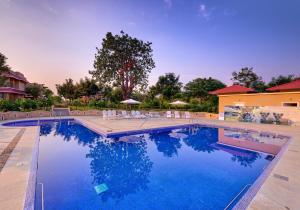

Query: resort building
<box><xmin>0</xmin><ymin>70</ymin><xmax>29</xmax><ymax>100</ymax></box>
<box><xmin>210</xmin><ymin>80</ymin><xmax>300</xmax><ymax>123</ymax></box>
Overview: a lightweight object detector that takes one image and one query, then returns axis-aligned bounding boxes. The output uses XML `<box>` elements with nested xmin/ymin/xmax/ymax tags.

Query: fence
<box><xmin>0</xmin><ymin>109</ymin><xmax>218</xmax><ymax>121</ymax></box>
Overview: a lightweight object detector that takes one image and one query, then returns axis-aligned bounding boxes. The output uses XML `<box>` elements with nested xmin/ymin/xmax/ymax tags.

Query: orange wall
<box><xmin>218</xmin><ymin>92</ymin><xmax>300</xmax><ymax>113</ymax></box>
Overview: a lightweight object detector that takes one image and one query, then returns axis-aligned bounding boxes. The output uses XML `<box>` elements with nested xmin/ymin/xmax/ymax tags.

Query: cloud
<box><xmin>163</xmin><ymin>0</ymin><xmax>172</xmax><ymax>9</ymax></box>
<box><xmin>197</xmin><ymin>3</ymin><xmax>212</xmax><ymax>20</ymax></box>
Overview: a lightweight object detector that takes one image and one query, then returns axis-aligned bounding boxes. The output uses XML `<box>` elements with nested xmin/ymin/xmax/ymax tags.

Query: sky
<box><xmin>0</xmin><ymin>0</ymin><xmax>300</xmax><ymax>92</ymax></box>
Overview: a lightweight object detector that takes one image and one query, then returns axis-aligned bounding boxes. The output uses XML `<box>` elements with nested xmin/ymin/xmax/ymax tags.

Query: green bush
<box><xmin>0</xmin><ymin>99</ymin><xmax>20</xmax><ymax>111</ymax></box>
<box><xmin>0</xmin><ymin>99</ymin><xmax>45</xmax><ymax>112</ymax></box>
<box><xmin>19</xmin><ymin>99</ymin><xmax>38</xmax><ymax>111</ymax></box>
<box><xmin>188</xmin><ymin>96</ymin><xmax>218</xmax><ymax>113</ymax></box>
<box><xmin>70</xmin><ymin>99</ymin><xmax>83</xmax><ymax>107</ymax></box>
<box><xmin>88</xmin><ymin>99</ymin><xmax>106</xmax><ymax>108</ymax></box>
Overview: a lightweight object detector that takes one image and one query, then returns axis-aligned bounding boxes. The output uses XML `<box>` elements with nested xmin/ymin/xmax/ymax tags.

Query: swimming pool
<box><xmin>3</xmin><ymin>119</ymin><xmax>285</xmax><ymax>209</ymax></box>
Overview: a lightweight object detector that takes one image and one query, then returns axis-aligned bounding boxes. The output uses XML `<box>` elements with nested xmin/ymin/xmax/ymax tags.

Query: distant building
<box><xmin>210</xmin><ymin>80</ymin><xmax>300</xmax><ymax>123</ymax></box>
<box><xmin>0</xmin><ymin>70</ymin><xmax>29</xmax><ymax>100</ymax></box>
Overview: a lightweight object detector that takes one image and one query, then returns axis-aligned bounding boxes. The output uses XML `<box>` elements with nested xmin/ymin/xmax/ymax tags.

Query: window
<box><xmin>282</xmin><ymin>102</ymin><xmax>298</xmax><ymax>107</ymax></box>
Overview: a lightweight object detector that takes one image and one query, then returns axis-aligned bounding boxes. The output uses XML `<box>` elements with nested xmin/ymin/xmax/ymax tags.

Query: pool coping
<box><xmin>23</xmin><ymin>126</ymin><xmax>40</xmax><ymax>210</ymax></box>
<box><xmin>232</xmin><ymin>135</ymin><xmax>292</xmax><ymax>210</ymax></box>
<box><xmin>0</xmin><ymin>117</ymin><xmax>292</xmax><ymax>210</ymax></box>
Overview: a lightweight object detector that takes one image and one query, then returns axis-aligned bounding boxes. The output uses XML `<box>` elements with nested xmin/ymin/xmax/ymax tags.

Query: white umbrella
<box><xmin>170</xmin><ymin>100</ymin><xmax>188</xmax><ymax>105</ymax></box>
<box><xmin>120</xmin><ymin>99</ymin><xmax>141</xmax><ymax>104</ymax></box>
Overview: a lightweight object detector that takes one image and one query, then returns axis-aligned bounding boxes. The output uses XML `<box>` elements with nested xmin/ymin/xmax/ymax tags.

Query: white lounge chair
<box><xmin>102</xmin><ymin>110</ymin><xmax>108</xmax><ymax>120</ymax></box>
<box><xmin>184</xmin><ymin>111</ymin><xmax>191</xmax><ymax>119</ymax></box>
<box><xmin>148</xmin><ymin>112</ymin><xmax>160</xmax><ymax>118</ymax></box>
<box><xmin>107</xmin><ymin>110</ymin><xmax>113</xmax><ymax>119</ymax></box>
<box><xmin>166</xmin><ymin>111</ymin><xmax>172</xmax><ymax>118</ymax></box>
<box><xmin>121</xmin><ymin>110</ymin><xmax>131</xmax><ymax>119</ymax></box>
<box><xmin>135</xmin><ymin>111</ymin><xmax>146</xmax><ymax>119</ymax></box>
<box><xmin>112</xmin><ymin>110</ymin><xmax>119</xmax><ymax>119</ymax></box>
<box><xmin>131</xmin><ymin>110</ymin><xmax>136</xmax><ymax>118</ymax></box>
<box><xmin>174</xmin><ymin>111</ymin><xmax>180</xmax><ymax>119</ymax></box>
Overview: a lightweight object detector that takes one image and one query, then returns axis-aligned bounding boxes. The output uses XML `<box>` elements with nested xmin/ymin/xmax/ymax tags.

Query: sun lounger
<box><xmin>112</xmin><ymin>110</ymin><xmax>121</xmax><ymax>119</ymax></box>
<box><xmin>122</xmin><ymin>110</ymin><xmax>131</xmax><ymax>119</ymax></box>
<box><xmin>184</xmin><ymin>111</ymin><xmax>191</xmax><ymax>119</ymax></box>
<box><xmin>174</xmin><ymin>111</ymin><xmax>180</xmax><ymax>119</ymax></box>
<box><xmin>135</xmin><ymin>111</ymin><xmax>146</xmax><ymax>119</ymax></box>
<box><xmin>107</xmin><ymin>110</ymin><xmax>114</xmax><ymax>119</ymax></box>
<box><xmin>166</xmin><ymin>111</ymin><xmax>172</xmax><ymax>118</ymax></box>
<box><xmin>102</xmin><ymin>110</ymin><xmax>108</xmax><ymax>120</ymax></box>
<box><xmin>131</xmin><ymin>110</ymin><xmax>137</xmax><ymax>118</ymax></box>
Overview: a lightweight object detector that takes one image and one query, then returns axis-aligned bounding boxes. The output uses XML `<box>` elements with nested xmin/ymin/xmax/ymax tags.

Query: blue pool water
<box><xmin>4</xmin><ymin>119</ymin><xmax>275</xmax><ymax>210</ymax></box>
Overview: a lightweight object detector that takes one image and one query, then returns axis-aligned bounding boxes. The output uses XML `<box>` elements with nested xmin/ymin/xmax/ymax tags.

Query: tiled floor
<box><xmin>0</xmin><ymin>126</ymin><xmax>38</xmax><ymax>210</ymax></box>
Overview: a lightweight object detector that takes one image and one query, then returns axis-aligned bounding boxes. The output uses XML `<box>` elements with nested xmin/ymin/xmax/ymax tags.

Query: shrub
<box><xmin>19</xmin><ymin>99</ymin><xmax>38</xmax><ymax>111</ymax></box>
<box><xmin>88</xmin><ymin>99</ymin><xmax>106</xmax><ymax>108</ymax></box>
<box><xmin>0</xmin><ymin>99</ymin><xmax>20</xmax><ymax>111</ymax></box>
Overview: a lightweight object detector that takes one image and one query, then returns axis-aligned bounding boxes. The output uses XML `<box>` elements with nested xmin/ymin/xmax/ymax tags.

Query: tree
<box><xmin>90</xmin><ymin>31</ymin><xmax>155</xmax><ymax>99</ymax></box>
<box><xmin>25</xmin><ymin>83</ymin><xmax>43</xmax><ymax>99</ymax></box>
<box><xmin>149</xmin><ymin>73</ymin><xmax>182</xmax><ymax>100</ymax></box>
<box><xmin>268</xmin><ymin>75</ymin><xmax>295</xmax><ymax>88</ymax></box>
<box><xmin>56</xmin><ymin>79</ymin><xmax>76</xmax><ymax>100</ymax></box>
<box><xmin>184</xmin><ymin>77</ymin><xmax>225</xmax><ymax>99</ymax></box>
<box><xmin>0</xmin><ymin>52</ymin><xmax>11</xmax><ymax>86</ymax></box>
<box><xmin>231</xmin><ymin>67</ymin><xmax>266</xmax><ymax>92</ymax></box>
<box><xmin>74</xmin><ymin>77</ymin><xmax>99</xmax><ymax>98</ymax></box>
<box><xmin>25</xmin><ymin>83</ymin><xmax>53</xmax><ymax>99</ymax></box>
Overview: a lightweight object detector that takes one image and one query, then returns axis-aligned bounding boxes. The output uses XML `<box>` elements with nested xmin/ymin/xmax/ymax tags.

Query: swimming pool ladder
<box><xmin>224</xmin><ymin>184</ymin><xmax>252</xmax><ymax>210</ymax></box>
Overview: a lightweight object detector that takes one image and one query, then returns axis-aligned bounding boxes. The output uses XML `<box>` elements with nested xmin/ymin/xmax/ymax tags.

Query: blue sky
<box><xmin>0</xmin><ymin>0</ymin><xmax>299</xmax><ymax>91</ymax></box>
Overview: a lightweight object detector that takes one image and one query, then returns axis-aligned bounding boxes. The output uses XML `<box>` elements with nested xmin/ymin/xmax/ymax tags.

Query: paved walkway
<box><xmin>76</xmin><ymin>116</ymin><xmax>193</xmax><ymax>135</ymax></box>
<box><xmin>0</xmin><ymin>126</ymin><xmax>38</xmax><ymax>210</ymax></box>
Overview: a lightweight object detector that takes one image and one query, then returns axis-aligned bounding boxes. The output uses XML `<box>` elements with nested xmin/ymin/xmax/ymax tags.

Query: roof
<box><xmin>0</xmin><ymin>87</ymin><xmax>26</xmax><ymax>95</ymax></box>
<box><xmin>266</xmin><ymin>79</ymin><xmax>300</xmax><ymax>92</ymax></box>
<box><xmin>1</xmin><ymin>70</ymin><xmax>28</xmax><ymax>83</ymax></box>
<box><xmin>209</xmin><ymin>85</ymin><xmax>255</xmax><ymax>95</ymax></box>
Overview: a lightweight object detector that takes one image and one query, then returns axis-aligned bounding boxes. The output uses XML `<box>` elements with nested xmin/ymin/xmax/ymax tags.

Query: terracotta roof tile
<box><xmin>209</xmin><ymin>85</ymin><xmax>255</xmax><ymax>95</ymax></box>
<box><xmin>266</xmin><ymin>79</ymin><xmax>300</xmax><ymax>92</ymax></box>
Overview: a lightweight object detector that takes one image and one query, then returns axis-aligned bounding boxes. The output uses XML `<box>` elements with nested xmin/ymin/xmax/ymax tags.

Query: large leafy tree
<box><xmin>184</xmin><ymin>77</ymin><xmax>225</xmax><ymax>99</ymax></box>
<box><xmin>90</xmin><ymin>31</ymin><xmax>155</xmax><ymax>99</ymax></box>
<box><xmin>231</xmin><ymin>67</ymin><xmax>266</xmax><ymax>92</ymax></box>
<box><xmin>56</xmin><ymin>79</ymin><xmax>76</xmax><ymax>100</ymax></box>
<box><xmin>0</xmin><ymin>52</ymin><xmax>11</xmax><ymax>86</ymax></box>
<box><xmin>149</xmin><ymin>73</ymin><xmax>182</xmax><ymax>100</ymax></box>
<box><xmin>268</xmin><ymin>75</ymin><xmax>295</xmax><ymax>88</ymax></box>
<box><xmin>74</xmin><ymin>77</ymin><xmax>99</xmax><ymax>98</ymax></box>
<box><xmin>25</xmin><ymin>83</ymin><xmax>53</xmax><ymax>99</ymax></box>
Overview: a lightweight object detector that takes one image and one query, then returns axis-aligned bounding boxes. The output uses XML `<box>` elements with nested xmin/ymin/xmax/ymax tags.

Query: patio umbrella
<box><xmin>120</xmin><ymin>99</ymin><xmax>141</xmax><ymax>110</ymax></box>
<box><xmin>120</xmin><ymin>99</ymin><xmax>141</xmax><ymax>104</ymax></box>
<box><xmin>169</xmin><ymin>100</ymin><xmax>188</xmax><ymax>105</ymax></box>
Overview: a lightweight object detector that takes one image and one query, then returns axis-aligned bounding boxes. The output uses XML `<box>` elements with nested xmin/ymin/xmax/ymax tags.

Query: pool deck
<box><xmin>0</xmin><ymin>116</ymin><xmax>299</xmax><ymax>209</ymax></box>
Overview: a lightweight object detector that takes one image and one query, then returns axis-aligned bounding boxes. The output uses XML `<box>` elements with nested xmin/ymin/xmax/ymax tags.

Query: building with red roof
<box><xmin>0</xmin><ymin>70</ymin><xmax>29</xmax><ymax>100</ymax></box>
<box><xmin>266</xmin><ymin>79</ymin><xmax>300</xmax><ymax>92</ymax></box>
<box><xmin>210</xmin><ymin>82</ymin><xmax>300</xmax><ymax>120</ymax></box>
<box><xmin>209</xmin><ymin>84</ymin><xmax>255</xmax><ymax>95</ymax></box>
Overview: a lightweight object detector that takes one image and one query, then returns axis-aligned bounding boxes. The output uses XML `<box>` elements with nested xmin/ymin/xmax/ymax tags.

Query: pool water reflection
<box><xmin>33</xmin><ymin>120</ymin><xmax>276</xmax><ymax>210</ymax></box>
